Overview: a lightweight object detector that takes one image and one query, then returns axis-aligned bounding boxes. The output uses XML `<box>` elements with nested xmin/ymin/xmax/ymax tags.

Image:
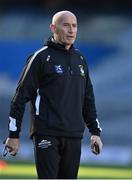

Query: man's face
<box><xmin>54</xmin><ymin>14</ymin><xmax>77</xmax><ymax>48</ymax></box>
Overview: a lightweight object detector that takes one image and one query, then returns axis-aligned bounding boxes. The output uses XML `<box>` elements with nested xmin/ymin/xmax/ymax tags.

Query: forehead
<box><xmin>59</xmin><ymin>14</ymin><xmax>77</xmax><ymax>24</ymax></box>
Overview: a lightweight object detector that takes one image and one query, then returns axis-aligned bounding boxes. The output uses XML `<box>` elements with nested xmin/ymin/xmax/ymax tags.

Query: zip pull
<box><xmin>68</xmin><ymin>66</ymin><xmax>72</xmax><ymax>74</ymax></box>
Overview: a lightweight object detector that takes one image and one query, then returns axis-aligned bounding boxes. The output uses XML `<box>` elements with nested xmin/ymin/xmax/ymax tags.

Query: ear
<box><xmin>50</xmin><ymin>24</ymin><xmax>56</xmax><ymax>33</ymax></box>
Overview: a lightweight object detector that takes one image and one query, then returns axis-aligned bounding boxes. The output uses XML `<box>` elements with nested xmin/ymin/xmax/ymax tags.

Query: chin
<box><xmin>67</xmin><ymin>41</ymin><xmax>74</xmax><ymax>45</ymax></box>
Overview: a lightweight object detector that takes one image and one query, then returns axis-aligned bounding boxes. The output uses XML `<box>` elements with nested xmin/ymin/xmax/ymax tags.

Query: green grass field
<box><xmin>0</xmin><ymin>161</ymin><xmax>132</xmax><ymax>179</ymax></box>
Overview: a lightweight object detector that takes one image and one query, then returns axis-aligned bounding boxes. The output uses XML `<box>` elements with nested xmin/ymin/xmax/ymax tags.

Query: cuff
<box><xmin>9</xmin><ymin>131</ymin><xmax>20</xmax><ymax>138</ymax></box>
<box><xmin>90</xmin><ymin>130</ymin><xmax>101</xmax><ymax>136</ymax></box>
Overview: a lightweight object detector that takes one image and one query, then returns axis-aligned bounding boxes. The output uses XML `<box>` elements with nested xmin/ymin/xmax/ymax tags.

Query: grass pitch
<box><xmin>0</xmin><ymin>161</ymin><xmax>132</xmax><ymax>179</ymax></box>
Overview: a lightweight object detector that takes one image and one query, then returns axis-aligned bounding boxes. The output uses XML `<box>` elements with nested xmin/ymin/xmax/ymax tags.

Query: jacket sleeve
<box><xmin>8</xmin><ymin>54</ymin><xmax>41</xmax><ymax>138</ymax></box>
<box><xmin>83</xmin><ymin>62</ymin><xmax>102</xmax><ymax>136</ymax></box>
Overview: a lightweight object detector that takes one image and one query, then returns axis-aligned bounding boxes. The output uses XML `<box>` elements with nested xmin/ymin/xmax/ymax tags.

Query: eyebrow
<box><xmin>63</xmin><ymin>22</ymin><xmax>77</xmax><ymax>26</ymax></box>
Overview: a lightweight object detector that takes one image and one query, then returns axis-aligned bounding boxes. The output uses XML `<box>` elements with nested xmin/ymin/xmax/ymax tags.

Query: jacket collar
<box><xmin>45</xmin><ymin>36</ymin><xmax>75</xmax><ymax>54</ymax></box>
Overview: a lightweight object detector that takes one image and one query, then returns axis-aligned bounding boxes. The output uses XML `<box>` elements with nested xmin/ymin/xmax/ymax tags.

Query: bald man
<box><xmin>4</xmin><ymin>11</ymin><xmax>103</xmax><ymax>179</ymax></box>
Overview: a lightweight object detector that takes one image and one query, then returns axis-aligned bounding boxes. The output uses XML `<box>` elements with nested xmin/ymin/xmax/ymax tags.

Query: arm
<box><xmin>5</xmin><ymin>54</ymin><xmax>41</xmax><ymax>155</ymax></box>
<box><xmin>83</xmin><ymin>64</ymin><xmax>103</xmax><ymax>154</ymax></box>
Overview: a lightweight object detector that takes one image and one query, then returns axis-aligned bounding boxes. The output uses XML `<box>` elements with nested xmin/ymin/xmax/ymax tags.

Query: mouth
<box><xmin>67</xmin><ymin>36</ymin><xmax>75</xmax><ymax>39</ymax></box>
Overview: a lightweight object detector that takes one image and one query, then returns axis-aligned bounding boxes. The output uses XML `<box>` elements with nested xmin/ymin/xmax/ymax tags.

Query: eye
<box><xmin>72</xmin><ymin>24</ymin><xmax>77</xmax><ymax>28</ymax></box>
<box><xmin>63</xmin><ymin>23</ymin><xmax>69</xmax><ymax>27</ymax></box>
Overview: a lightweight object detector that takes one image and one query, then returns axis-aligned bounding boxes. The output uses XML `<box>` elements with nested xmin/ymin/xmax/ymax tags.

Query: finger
<box><xmin>6</xmin><ymin>146</ymin><xmax>18</xmax><ymax>156</ymax></box>
<box><xmin>91</xmin><ymin>144</ymin><xmax>96</xmax><ymax>154</ymax></box>
<box><xmin>10</xmin><ymin>152</ymin><xmax>17</xmax><ymax>156</ymax></box>
<box><xmin>5</xmin><ymin>145</ymin><xmax>13</xmax><ymax>152</ymax></box>
<box><xmin>92</xmin><ymin>150</ymin><xmax>98</xmax><ymax>155</ymax></box>
<box><xmin>10</xmin><ymin>150</ymin><xmax>17</xmax><ymax>156</ymax></box>
<box><xmin>91</xmin><ymin>147</ymin><xmax>98</xmax><ymax>155</ymax></box>
<box><xmin>91</xmin><ymin>142</ymin><xmax>100</xmax><ymax>155</ymax></box>
<box><xmin>94</xmin><ymin>142</ymin><xmax>100</xmax><ymax>154</ymax></box>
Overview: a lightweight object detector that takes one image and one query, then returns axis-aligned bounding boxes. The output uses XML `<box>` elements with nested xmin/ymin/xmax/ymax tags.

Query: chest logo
<box><xmin>78</xmin><ymin>65</ymin><xmax>85</xmax><ymax>77</ymax></box>
<box><xmin>54</xmin><ymin>65</ymin><xmax>63</xmax><ymax>74</ymax></box>
<box><xmin>46</xmin><ymin>55</ymin><xmax>51</xmax><ymax>62</ymax></box>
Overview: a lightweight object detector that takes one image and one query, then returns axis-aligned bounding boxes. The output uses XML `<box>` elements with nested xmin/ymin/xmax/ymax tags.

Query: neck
<box><xmin>52</xmin><ymin>37</ymin><xmax>71</xmax><ymax>50</ymax></box>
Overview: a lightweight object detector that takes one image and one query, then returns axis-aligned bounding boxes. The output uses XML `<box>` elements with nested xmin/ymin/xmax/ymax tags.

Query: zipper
<box><xmin>68</xmin><ymin>65</ymin><xmax>73</xmax><ymax>74</ymax></box>
<box><xmin>68</xmin><ymin>54</ymin><xmax>73</xmax><ymax>75</ymax></box>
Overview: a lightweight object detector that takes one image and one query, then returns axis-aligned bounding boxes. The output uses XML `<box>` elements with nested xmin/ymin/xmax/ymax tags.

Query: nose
<box><xmin>68</xmin><ymin>25</ymin><xmax>74</xmax><ymax>33</ymax></box>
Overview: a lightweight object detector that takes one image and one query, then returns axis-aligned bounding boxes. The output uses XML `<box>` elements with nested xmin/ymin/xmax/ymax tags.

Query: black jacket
<box><xmin>8</xmin><ymin>38</ymin><xmax>102</xmax><ymax>139</ymax></box>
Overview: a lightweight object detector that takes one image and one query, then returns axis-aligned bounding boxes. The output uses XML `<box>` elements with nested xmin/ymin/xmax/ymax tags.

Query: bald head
<box><xmin>52</xmin><ymin>11</ymin><xmax>77</xmax><ymax>25</ymax></box>
<box><xmin>50</xmin><ymin>11</ymin><xmax>77</xmax><ymax>50</ymax></box>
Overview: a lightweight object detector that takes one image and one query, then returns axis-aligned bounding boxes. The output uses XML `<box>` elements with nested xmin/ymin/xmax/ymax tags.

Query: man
<box><xmin>4</xmin><ymin>11</ymin><xmax>103</xmax><ymax>179</ymax></box>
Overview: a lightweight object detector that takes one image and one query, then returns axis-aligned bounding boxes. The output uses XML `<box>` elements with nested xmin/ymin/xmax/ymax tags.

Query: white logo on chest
<box><xmin>54</xmin><ymin>65</ymin><xmax>63</xmax><ymax>74</ymax></box>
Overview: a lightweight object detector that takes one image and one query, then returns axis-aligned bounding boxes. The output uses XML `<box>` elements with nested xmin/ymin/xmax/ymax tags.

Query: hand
<box><xmin>4</xmin><ymin>138</ymin><xmax>20</xmax><ymax>156</ymax></box>
<box><xmin>90</xmin><ymin>135</ymin><xmax>103</xmax><ymax>155</ymax></box>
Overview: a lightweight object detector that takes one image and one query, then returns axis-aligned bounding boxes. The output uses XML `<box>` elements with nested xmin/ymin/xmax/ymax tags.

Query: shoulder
<box><xmin>74</xmin><ymin>48</ymin><xmax>85</xmax><ymax>59</ymax></box>
<box><xmin>27</xmin><ymin>46</ymin><xmax>49</xmax><ymax>63</ymax></box>
<box><xmin>74</xmin><ymin>48</ymin><xmax>83</xmax><ymax>56</ymax></box>
<box><xmin>33</xmin><ymin>46</ymin><xmax>49</xmax><ymax>58</ymax></box>
<box><xmin>74</xmin><ymin>48</ymin><xmax>88</xmax><ymax>65</ymax></box>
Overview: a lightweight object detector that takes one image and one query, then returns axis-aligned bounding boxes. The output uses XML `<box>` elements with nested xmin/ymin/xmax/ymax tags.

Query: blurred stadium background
<box><xmin>0</xmin><ymin>0</ymin><xmax>132</xmax><ymax>175</ymax></box>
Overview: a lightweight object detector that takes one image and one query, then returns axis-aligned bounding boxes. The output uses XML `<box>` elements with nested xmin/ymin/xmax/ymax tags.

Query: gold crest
<box><xmin>78</xmin><ymin>65</ymin><xmax>85</xmax><ymax>77</ymax></box>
